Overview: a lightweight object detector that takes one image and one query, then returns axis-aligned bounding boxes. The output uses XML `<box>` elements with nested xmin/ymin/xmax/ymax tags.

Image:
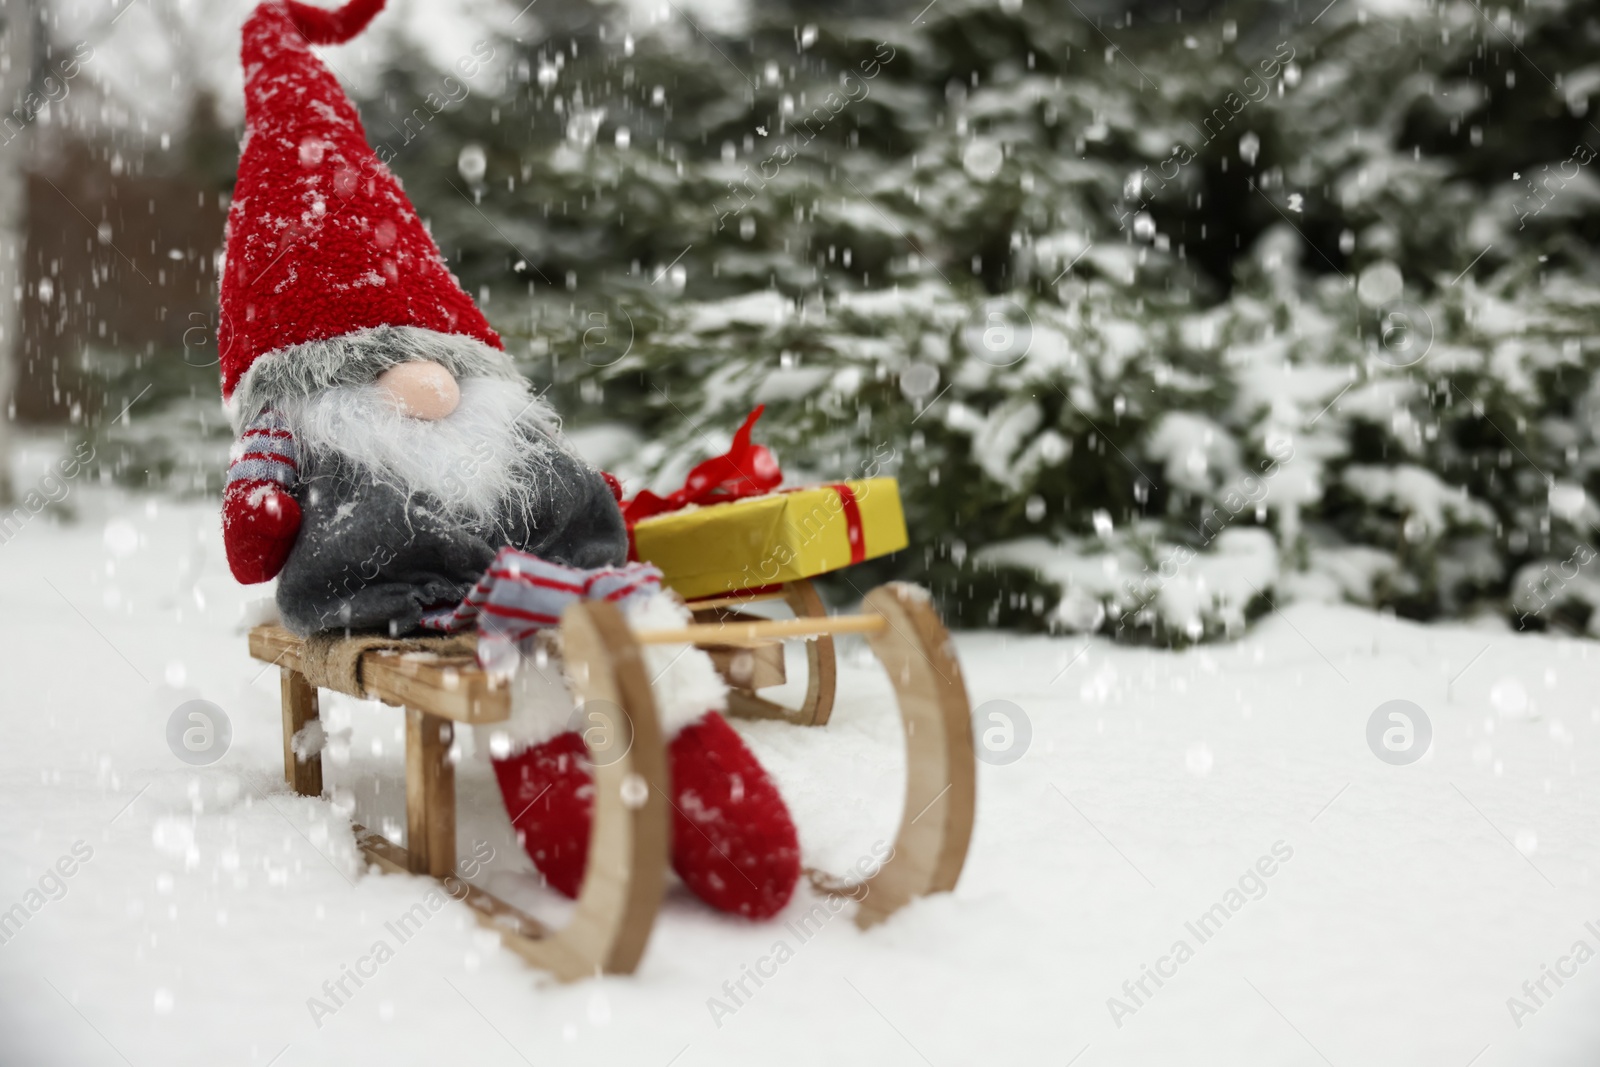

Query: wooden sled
<box><xmin>248</xmin><ymin>581</ymin><xmax>975</xmax><ymax>979</ymax></box>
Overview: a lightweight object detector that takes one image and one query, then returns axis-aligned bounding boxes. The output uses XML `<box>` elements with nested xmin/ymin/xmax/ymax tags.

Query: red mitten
<box><xmin>493</xmin><ymin>713</ymin><xmax>800</xmax><ymax>919</ymax></box>
<box><xmin>222</xmin><ymin>479</ymin><xmax>302</xmax><ymax>584</ymax></box>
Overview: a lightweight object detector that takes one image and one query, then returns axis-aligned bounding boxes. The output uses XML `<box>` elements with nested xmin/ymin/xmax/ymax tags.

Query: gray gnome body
<box><xmin>223</xmin><ymin>326</ymin><xmax>628</xmax><ymax>638</ymax></box>
<box><xmin>275</xmin><ymin>433</ymin><xmax>627</xmax><ymax>636</ymax></box>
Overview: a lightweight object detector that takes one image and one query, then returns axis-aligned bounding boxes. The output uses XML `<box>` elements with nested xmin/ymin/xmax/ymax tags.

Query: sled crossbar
<box><xmin>633</xmin><ymin>613</ymin><xmax>887</xmax><ymax>647</ymax></box>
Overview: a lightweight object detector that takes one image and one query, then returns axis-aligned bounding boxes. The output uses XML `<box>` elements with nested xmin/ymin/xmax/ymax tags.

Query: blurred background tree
<box><xmin>9</xmin><ymin>0</ymin><xmax>1600</xmax><ymax>639</ymax></box>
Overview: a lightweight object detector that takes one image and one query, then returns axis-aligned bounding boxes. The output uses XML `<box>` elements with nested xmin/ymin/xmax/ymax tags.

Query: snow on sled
<box><xmin>248</xmin><ymin>580</ymin><xmax>976</xmax><ymax>981</ymax></box>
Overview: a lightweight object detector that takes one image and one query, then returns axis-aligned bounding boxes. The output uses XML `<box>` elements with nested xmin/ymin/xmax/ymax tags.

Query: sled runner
<box><xmin>249</xmin><ymin>581</ymin><xmax>975</xmax><ymax>979</ymax></box>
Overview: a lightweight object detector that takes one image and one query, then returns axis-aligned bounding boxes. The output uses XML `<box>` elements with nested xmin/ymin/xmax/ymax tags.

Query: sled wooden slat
<box><xmin>280</xmin><ymin>668</ymin><xmax>323</xmax><ymax>797</ymax></box>
<box><xmin>365</xmin><ymin>651</ymin><xmax>508</xmax><ymax>724</ymax></box>
<box><xmin>683</xmin><ymin>588</ymin><xmax>788</xmax><ymax>612</ymax></box>
<box><xmin>248</xmin><ymin>624</ymin><xmax>510</xmax><ymax>724</ymax></box>
<box><xmin>689</xmin><ymin>605</ymin><xmax>773</xmax><ymax>628</ymax></box>
<box><xmin>246</xmin><ymin>625</ymin><xmax>310</xmax><ymax>675</ymax></box>
<box><xmin>633</xmin><ymin>613</ymin><xmax>886</xmax><ymax>647</ymax></box>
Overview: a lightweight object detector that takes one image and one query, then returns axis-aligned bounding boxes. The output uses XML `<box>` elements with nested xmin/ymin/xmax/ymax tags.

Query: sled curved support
<box><xmin>785</xmin><ymin>578</ymin><xmax>838</xmax><ymax>726</ymax></box>
<box><xmin>497</xmin><ymin>599</ymin><xmax>671</xmax><ymax>980</ymax></box>
<box><xmin>702</xmin><ymin>579</ymin><xmax>838</xmax><ymax>726</ymax></box>
<box><xmin>839</xmin><ymin>582</ymin><xmax>976</xmax><ymax>928</ymax></box>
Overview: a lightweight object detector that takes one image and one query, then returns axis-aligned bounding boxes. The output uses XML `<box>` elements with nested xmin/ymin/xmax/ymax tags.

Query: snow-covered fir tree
<box><xmin>99</xmin><ymin>0</ymin><xmax>1600</xmax><ymax>639</ymax></box>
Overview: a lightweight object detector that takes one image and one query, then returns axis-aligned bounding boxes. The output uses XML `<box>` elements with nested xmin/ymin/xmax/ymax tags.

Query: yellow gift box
<box><xmin>631</xmin><ymin>478</ymin><xmax>908</xmax><ymax>600</ymax></box>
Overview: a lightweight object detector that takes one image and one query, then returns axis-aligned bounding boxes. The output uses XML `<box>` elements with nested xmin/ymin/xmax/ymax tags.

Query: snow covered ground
<box><xmin>2</xmin><ymin>475</ymin><xmax>1597</xmax><ymax>1066</ymax></box>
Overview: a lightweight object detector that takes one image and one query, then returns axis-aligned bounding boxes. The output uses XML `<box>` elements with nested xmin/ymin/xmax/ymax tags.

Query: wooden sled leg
<box><xmin>280</xmin><ymin>668</ymin><xmax>323</xmax><ymax>798</ymax></box>
<box><xmin>405</xmin><ymin>709</ymin><xmax>455</xmax><ymax>878</ymax></box>
<box><xmin>809</xmin><ymin>583</ymin><xmax>976</xmax><ymax>928</ymax></box>
<box><xmin>280</xmin><ymin>607</ymin><xmax>670</xmax><ymax>981</ymax></box>
<box><xmin>708</xmin><ymin>579</ymin><xmax>838</xmax><ymax>727</ymax></box>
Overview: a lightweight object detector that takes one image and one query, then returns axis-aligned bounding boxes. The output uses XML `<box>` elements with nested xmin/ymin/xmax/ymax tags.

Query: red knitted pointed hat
<box><xmin>219</xmin><ymin>0</ymin><xmax>504</xmax><ymax>410</ymax></box>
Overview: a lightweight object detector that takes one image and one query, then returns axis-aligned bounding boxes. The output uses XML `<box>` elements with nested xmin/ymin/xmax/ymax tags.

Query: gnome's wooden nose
<box><xmin>377</xmin><ymin>360</ymin><xmax>460</xmax><ymax>420</ymax></box>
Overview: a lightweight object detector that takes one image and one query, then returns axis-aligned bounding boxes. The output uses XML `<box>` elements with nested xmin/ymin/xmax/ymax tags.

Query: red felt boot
<box><xmin>495</xmin><ymin>713</ymin><xmax>800</xmax><ymax>918</ymax></box>
<box><xmin>667</xmin><ymin>712</ymin><xmax>800</xmax><ymax>919</ymax></box>
<box><xmin>492</xmin><ymin>731</ymin><xmax>593</xmax><ymax>898</ymax></box>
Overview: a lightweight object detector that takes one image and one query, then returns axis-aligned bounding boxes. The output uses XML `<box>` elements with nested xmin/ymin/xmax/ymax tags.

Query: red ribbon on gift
<box><xmin>829</xmin><ymin>481</ymin><xmax>867</xmax><ymax>565</ymax></box>
<box><xmin>611</xmin><ymin>406</ymin><xmax>871</xmax><ymax>577</ymax></box>
<box><xmin>620</xmin><ymin>405</ymin><xmax>782</xmax><ymax>526</ymax></box>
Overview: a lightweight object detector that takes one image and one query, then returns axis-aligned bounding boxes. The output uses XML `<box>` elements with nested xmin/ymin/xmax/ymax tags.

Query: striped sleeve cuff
<box><xmin>418</xmin><ymin>548</ymin><xmax>664</xmax><ymax>647</ymax></box>
<box><xmin>228</xmin><ymin>409</ymin><xmax>298</xmax><ymax>488</ymax></box>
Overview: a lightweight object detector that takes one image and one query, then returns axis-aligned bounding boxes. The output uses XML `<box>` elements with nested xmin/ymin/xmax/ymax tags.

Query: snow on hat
<box><xmin>218</xmin><ymin>0</ymin><xmax>508</xmax><ymax>420</ymax></box>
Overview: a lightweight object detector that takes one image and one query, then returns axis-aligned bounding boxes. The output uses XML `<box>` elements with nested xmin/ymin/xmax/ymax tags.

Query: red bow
<box><xmin>620</xmin><ymin>405</ymin><xmax>782</xmax><ymax>526</ymax></box>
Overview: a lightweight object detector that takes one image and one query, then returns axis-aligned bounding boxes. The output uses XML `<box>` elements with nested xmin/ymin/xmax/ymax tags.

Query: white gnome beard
<box><xmin>279</xmin><ymin>374</ymin><xmax>564</xmax><ymax>522</ymax></box>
